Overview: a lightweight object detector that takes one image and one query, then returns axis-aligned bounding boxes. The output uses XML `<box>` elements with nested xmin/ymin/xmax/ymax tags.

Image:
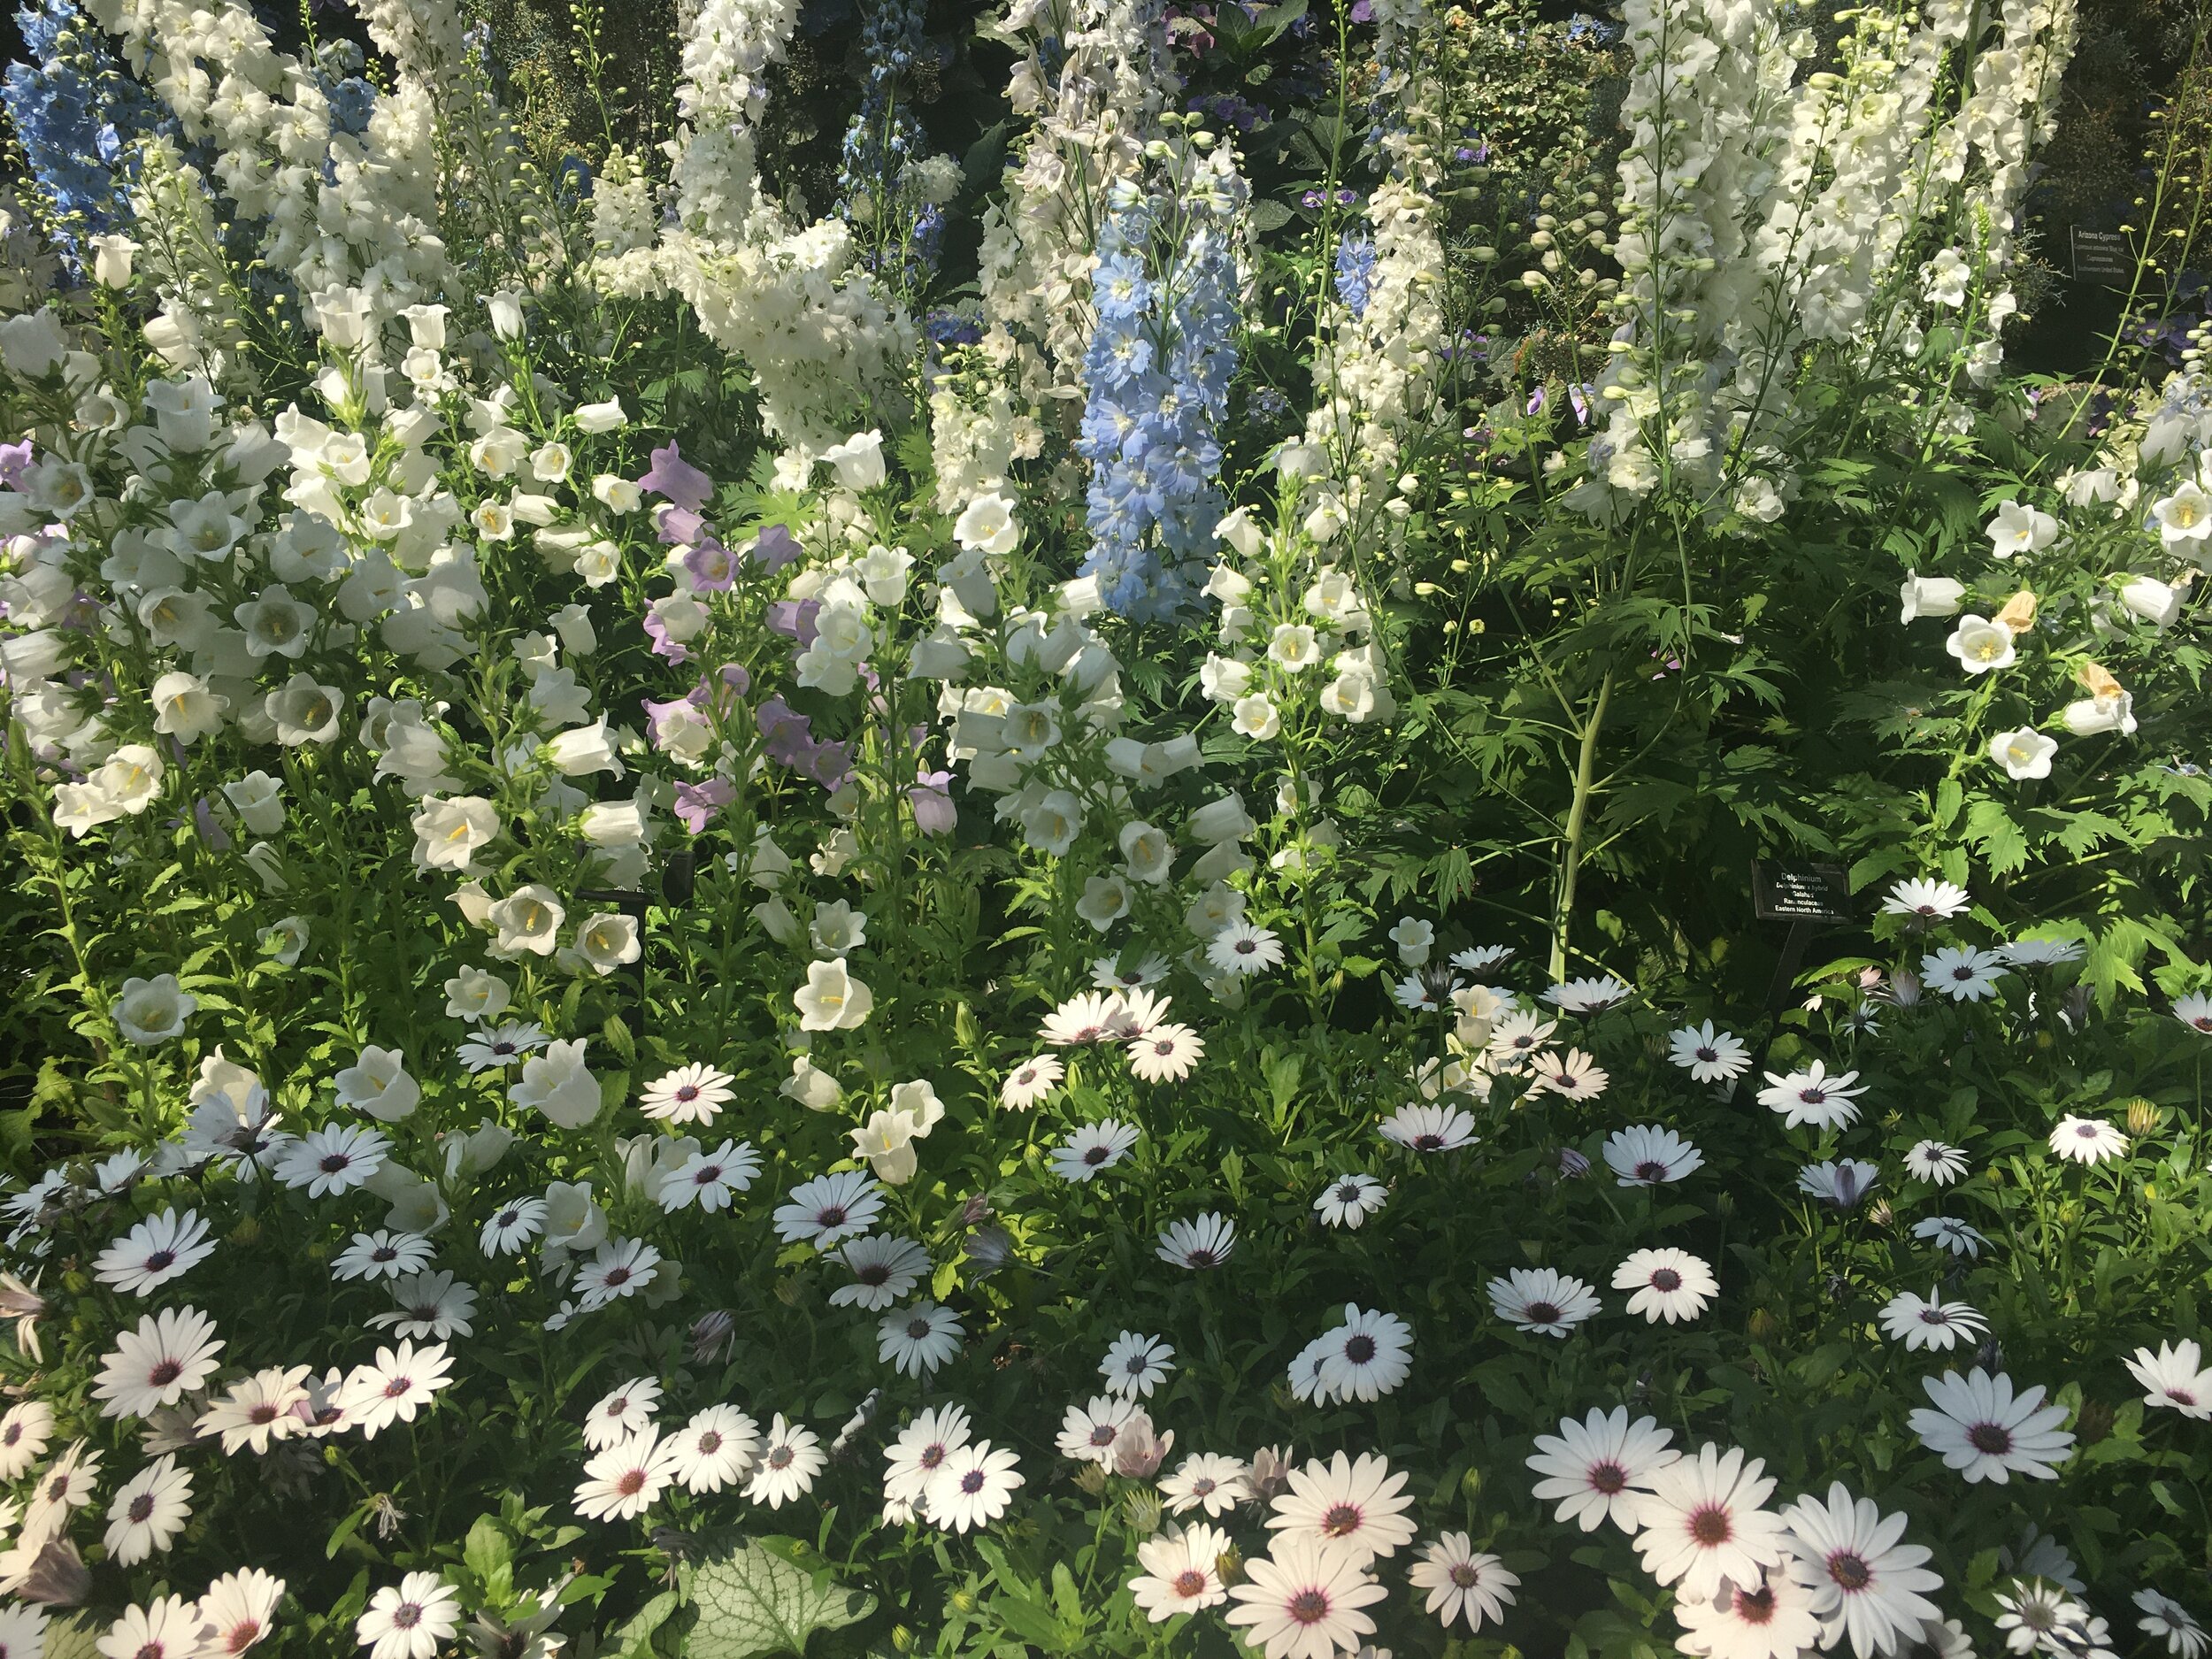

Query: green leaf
<box><xmin>1933</xmin><ymin>778</ymin><xmax>1963</xmax><ymax>831</ymax></box>
<box><xmin>463</xmin><ymin>1513</ymin><xmax>512</xmax><ymax>1591</ymax></box>
<box><xmin>1962</xmin><ymin>799</ymin><xmax>2028</xmax><ymax>876</ymax></box>
<box><xmin>687</xmin><ymin>1534</ymin><xmax>877</xmax><ymax>1658</ymax></box>
<box><xmin>39</xmin><ymin>1618</ymin><xmax>101</xmax><ymax>1659</ymax></box>
<box><xmin>607</xmin><ymin>1590</ymin><xmax>683</xmax><ymax>1658</ymax></box>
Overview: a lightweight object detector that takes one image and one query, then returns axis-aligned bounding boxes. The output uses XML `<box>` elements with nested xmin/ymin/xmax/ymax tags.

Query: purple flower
<box><xmin>673</xmin><ymin>776</ymin><xmax>736</xmax><ymax>834</ymax></box>
<box><xmin>756</xmin><ymin>695</ymin><xmax>814</xmax><ymax>766</ymax></box>
<box><xmin>718</xmin><ymin>663</ymin><xmax>751</xmax><ymax>698</ymax></box>
<box><xmin>0</xmin><ymin>440</ymin><xmax>33</xmax><ymax>490</ymax></box>
<box><xmin>908</xmin><ymin>769</ymin><xmax>956</xmax><ymax>834</ymax></box>
<box><xmin>684</xmin><ymin>538</ymin><xmax>737</xmax><ymax>592</ymax></box>
<box><xmin>807</xmin><ymin>739</ymin><xmax>853</xmax><ymax>792</ymax></box>
<box><xmin>642</xmin><ymin>611</ymin><xmax>692</xmax><ymax>665</ymax></box>
<box><xmin>642</xmin><ymin>689</ymin><xmax>706</xmax><ymax>749</ymax></box>
<box><xmin>638</xmin><ymin>442</ymin><xmax>713</xmax><ymax>513</ymax></box>
<box><xmin>764</xmin><ymin>598</ymin><xmax>820</xmax><ymax>648</ymax></box>
<box><xmin>753</xmin><ymin>524</ymin><xmax>801</xmax><ymax>571</ymax></box>
<box><xmin>657</xmin><ymin>505</ymin><xmax>707</xmax><ymax>547</ymax></box>
<box><xmin>192</xmin><ymin>795</ymin><xmax>231</xmax><ymax>851</ymax></box>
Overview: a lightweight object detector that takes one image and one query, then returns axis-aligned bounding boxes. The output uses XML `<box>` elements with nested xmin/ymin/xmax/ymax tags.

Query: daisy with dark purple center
<box><xmin>638</xmin><ymin>1062</ymin><xmax>735</xmax><ymax>1124</ymax></box>
<box><xmin>1048</xmin><ymin>1120</ymin><xmax>1139</xmax><ymax>1182</ymax></box>
<box><xmin>1378</xmin><ymin>1102</ymin><xmax>1478</xmax><ymax>1154</ymax></box>
<box><xmin>1156</xmin><ymin>1212</ymin><xmax>1235</xmax><ymax>1270</ymax></box>
<box><xmin>772</xmin><ymin>1171</ymin><xmax>885</xmax><ymax>1248</ymax></box>
<box><xmin>457</xmin><ymin>1022</ymin><xmax>549</xmax><ymax>1074</ymax></box>
<box><xmin>1907</xmin><ymin>1368</ymin><xmax>2075</xmax><ymax>1484</ymax></box>
<box><xmin>998</xmin><ymin>1055</ymin><xmax>1064</xmax><ymax>1109</ymax></box>
<box><xmin>1409</xmin><ymin>1532</ymin><xmax>1519</xmax><ymax>1633</ymax></box>
<box><xmin>1487</xmin><ymin>1267</ymin><xmax>1599</xmax><ymax>1336</ymax></box>
<box><xmin>1527</xmin><ymin>1407</ymin><xmax>1678</xmax><ymax>1532</ymax></box>
<box><xmin>94</xmin><ymin>1208</ymin><xmax>214</xmax><ymax>1296</ymax></box>
<box><xmin>332</xmin><ymin>1230</ymin><xmax>434</xmax><ymax>1283</ymax></box>
<box><xmin>1668</xmin><ymin>1021</ymin><xmax>1750</xmax><ymax>1082</ymax></box>
<box><xmin>1603</xmin><ymin>1124</ymin><xmax>1704</xmax><ymax>1187</ymax></box>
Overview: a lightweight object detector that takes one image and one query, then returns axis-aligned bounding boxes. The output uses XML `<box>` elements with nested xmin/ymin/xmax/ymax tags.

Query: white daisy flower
<box><xmin>479</xmin><ymin>1198</ymin><xmax>547</xmax><ymax>1256</ymax></box>
<box><xmin>1409</xmin><ymin>1531</ymin><xmax>1518</xmax><ymax>1632</ymax></box>
<box><xmin>664</xmin><ymin>1404</ymin><xmax>761</xmax><ymax>1493</ymax></box>
<box><xmin>573</xmin><ymin>1238</ymin><xmax>663</xmax><ymax>1308</ymax></box>
<box><xmin>99</xmin><ymin>1596</ymin><xmax>206</xmax><ymax>1659</ymax></box>
<box><xmin>1126</xmin><ymin>1022</ymin><xmax>1204</xmax><ymax>1083</ymax></box>
<box><xmin>1903</xmin><ymin>1141</ymin><xmax>1968</xmax><ymax>1185</ymax></box>
<box><xmin>332</xmin><ymin>1231</ymin><xmax>434</xmax><ymax>1283</ymax></box>
<box><xmin>193</xmin><ymin>1566</ymin><xmax>287</xmax><ymax>1655</ymax></box>
<box><xmin>456</xmin><ymin>1022</ymin><xmax>548</xmax><ymax>1073</ymax></box>
<box><xmin>337</xmin><ymin>1340</ymin><xmax>455</xmax><ymax>1440</ymax></box>
<box><xmin>1913</xmin><ymin>1216</ymin><xmax>1986</xmax><ymax>1256</ymax></box>
<box><xmin>1314</xmin><ymin>1305</ymin><xmax>1412</xmax><ymax>1402</ymax></box>
<box><xmin>657</xmin><ymin>1139</ymin><xmax>762</xmax><ymax>1212</ymax></box>
<box><xmin>1156</xmin><ymin>1212</ymin><xmax>1235</xmax><ymax>1270</ymax></box>
<box><xmin>195</xmin><ymin>1365</ymin><xmax>312</xmax><ymax>1455</ymax></box>
<box><xmin>744</xmin><ymin>1416</ymin><xmax>825</xmax><ymax>1509</ymax></box>
<box><xmin>1128</xmin><ymin>1521</ymin><xmax>1232</xmax><ymax>1621</ymax></box>
<box><xmin>1048</xmin><ymin>1120</ymin><xmax>1139</xmax><ymax>1182</ymax></box>
<box><xmin>94</xmin><ymin>1307</ymin><xmax>224</xmax><ymax>1420</ymax></box>
<box><xmin>1542</xmin><ymin>974</ymin><xmax>1632</xmax><ymax>1013</ymax></box>
<box><xmin>1160</xmin><ymin>1452</ymin><xmax>1250</xmax><ymax>1517</ymax></box>
<box><xmin>356</xmin><ymin>1571</ymin><xmax>459</xmax><ymax>1659</ymax></box>
<box><xmin>639</xmin><ymin>1063</ymin><xmax>736</xmax><ymax>1124</ymax></box>
<box><xmin>1056</xmin><ymin>1395</ymin><xmax>1138</xmax><ymax>1465</ymax></box>
<box><xmin>1668</xmin><ymin>1021</ymin><xmax>1750</xmax><ymax>1082</ymax></box>
<box><xmin>1907</xmin><ymin>1368</ymin><xmax>2075</xmax><ymax>1484</ymax></box>
<box><xmin>1486</xmin><ymin>1267</ymin><xmax>1599</xmax><ymax>1336</ymax></box>
<box><xmin>2048</xmin><ymin>1114</ymin><xmax>2128</xmax><ymax>1165</ymax></box>
<box><xmin>772</xmin><ymin>1171</ymin><xmax>885</xmax><ymax>1248</ymax></box>
<box><xmin>368</xmin><ymin>1271</ymin><xmax>478</xmax><ymax>1340</ymax></box>
<box><xmin>1757</xmin><ymin>1059</ymin><xmax>1866</xmax><ymax>1131</ymax></box>
<box><xmin>93</xmin><ymin>1208</ymin><xmax>215</xmax><ymax>1296</ymax></box>
<box><xmin>1206</xmin><ymin>920</ymin><xmax>1284</xmax><ymax>979</ymax></box>
<box><xmin>1630</xmin><ymin>1442</ymin><xmax>1788</xmax><ymax>1601</ymax></box>
<box><xmin>275</xmin><ymin>1125</ymin><xmax>390</xmax><ymax>1196</ymax></box>
<box><xmin>1378</xmin><ymin>1102</ymin><xmax>1478</xmax><ymax>1154</ymax></box>
<box><xmin>1264</xmin><ymin>1450</ymin><xmax>1417</xmax><ymax>1569</ymax></box>
<box><xmin>1882</xmin><ymin>878</ymin><xmax>1970</xmax><ymax>921</ymax></box>
<box><xmin>925</xmin><ymin>1439</ymin><xmax>1021</xmax><ymax>1533</ymax></box>
<box><xmin>877</xmin><ymin>1301</ymin><xmax>964</xmax><ymax>1378</ymax></box>
<box><xmin>1526</xmin><ymin>1407</ymin><xmax>1678</xmax><ymax>1532</ymax></box>
<box><xmin>1612</xmin><ymin>1248</ymin><xmax>1717</xmax><ymax>1324</ymax></box>
<box><xmin>2124</xmin><ymin>1340</ymin><xmax>2212</xmax><ymax>1418</ymax></box>
<box><xmin>828</xmin><ymin>1235</ymin><xmax>931</xmax><ymax>1310</ymax></box>
<box><xmin>1224</xmin><ymin>1537</ymin><xmax>1386</xmax><ymax>1659</ymax></box>
<box><xmin>1603</xmin><ymin>1125</ymin><xmax>1704</xmax><ymax>1187</ymax></box>
<box><xmin>998</xmin><ymin>1055</ymin><xmax>1064</xmax><ymax>1109</ymax></box>
<box><xmin>103</xmin><ymin>1454</ymin><xmax>193</xmax><ymax>1565</ymax></box>
<box><xmin>1878</xmin><ymin>1289</ymin><xmax>1987</xmax><ymax>1352</ymax></box>
<box><xmin>1778</xmin><ymin>1481</ymin><xmax>1944</xmax><ymax>1659</ymax></box>
<box><xmin>1312</xmin><ymin>1173</ymin><xmax>1386</xmax><ymax>1228</ymax></box>
<box><xmin>884</xmin><ymin>1404</ymin><xmax>972</xmax><ymax>1510</ymax></box>
<box><xmin>2137</xmin><ymin>1589</ymin><xmax>2209</xmax><ymax>1659</ymax></box>
<box><xmin>1099</xmin><ymin>1332</ymin><xmax>1176</xmax><ymax>1398</ymax></box>
<box><xmin>573</xmin><ymin>1426</ymin><xmax>678</xmax><ymax>1521</ymax></box>
<box><xmin>582</xmin><ymin>1377</ymin><xmax>662</xmax><ymax>1451</ymax></box>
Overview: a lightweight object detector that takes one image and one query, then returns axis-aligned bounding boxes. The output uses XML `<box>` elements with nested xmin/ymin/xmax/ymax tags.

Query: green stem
<box><xmin>1549</xmin><ymin>672</ymin><xmax>1614</xmax><ymax>982</ymax></box>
